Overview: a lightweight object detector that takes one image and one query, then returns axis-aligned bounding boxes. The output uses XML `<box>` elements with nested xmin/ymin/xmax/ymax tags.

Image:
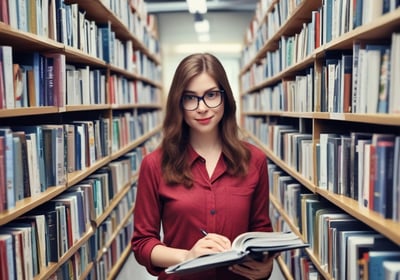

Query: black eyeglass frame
<box><xmin>181</xmin><ymin>90</ymin><xmax>225</xmax><ymax>111</ymax></box>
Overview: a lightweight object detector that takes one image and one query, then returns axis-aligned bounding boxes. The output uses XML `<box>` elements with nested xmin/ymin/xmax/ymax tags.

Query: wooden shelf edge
<box><xmin>317</xmin><ymin>189</ymin><xmax>400</xmax><ymax>245</ymax></box>
<box><xmin>35</xmin><ymin>227</ymin><xmax>94</xmax><ymax>280</ymax></box>
<box><xmin>107</xmin><ymin>246</ymin><xmax>133</xmax><ymax>280</ymax></box>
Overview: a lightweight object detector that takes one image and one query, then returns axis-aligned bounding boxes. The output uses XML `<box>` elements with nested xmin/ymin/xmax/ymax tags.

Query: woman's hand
<box><xmin>185</xmin><ymin>233</ymin><xmax>231</xmax><ymax>261</ymax></box>
<box><xmin>229</xmin><ymin>253</ymin><xmax>277</xmax><ymax>280</ymax></box>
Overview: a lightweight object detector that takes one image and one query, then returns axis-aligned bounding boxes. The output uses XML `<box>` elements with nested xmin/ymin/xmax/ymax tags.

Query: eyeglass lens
<box><xmin>182</xmin><ymin>90</ymin><xmax>223</xmax><ymax>111</ymax></box>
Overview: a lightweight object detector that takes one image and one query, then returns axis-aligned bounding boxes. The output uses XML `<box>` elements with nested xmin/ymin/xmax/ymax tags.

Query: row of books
<box><xmin>0</xmin><ymin>49</ymin><xmax>65</xmax><ymax>109</ymax></box>
<box><xmin>269</xmin><ymin>206</ymin><xmax>320</xmax><ymax>280</ymax></box>
<box><xmin>242</xmin><ymin>0</ymin><xmax>303</xmax><ymax>60</ymax></box>
<box><xmin>319</xmin><ymin>132</ymin><xmax>400</xmax><ymax>220</ymax></box>
<box><xmin>0</xmin><ymin>0</ymin><xmax>159</xmax><ymax>57</ymax></box>
<box><xmin>0</xmin><ymin>119</ymin><xmax>110</xmax><ymax>210</ymax></box>
<box><xmin>268</xmin><ymin>165</ymin><xmax>400</xmax><ymax>280</ymax></box>
<box><xmin>245</xmin><ymin>121</ymin><xmax>315</xmax><ymax>181</ymax></box>
<box><xmin>98</xmin><ymin>0</ymin><xmax>160</xmax><ymax>56</ymax></box>
<box><xmin>0</xmin><ymin>187</ymin><xmax>90</xmax><ymax>279</ymax></box>
<box><xmin>241</xmin><ymin>33</ymin><xmax>400</xmax><ymax>114</ymax></box>
<box><xmin>1</xmin><ymin>46</ymin><xmax>162</xmax><ymax>109</ymax></box>
<box><xmin>245</xmin><ymin>118</ymin><xmax>400</xmax><ymax>221</ymax></box>
<box><xmin>301</xmin><ymin>194</ymin><xmax>400</xmax><ymax>280</ymax></box>
<box><xmin>241</xmin><ymin>67</ymin><xmax>315</xmax><ymax>113</ymax></box>
<box><xmin>241</xmin><ymin>0</ymin><xmax>399</xmax><ymax>68</ymax></box>
<box><xmin>0</xmin><ymin>151</ymin><xmax>140</xmax><ymax>280</ymax></box>
<box><xmin>134</xmin><ymin>50</ymin><xmax>162</xmax><ymax>83</ymax></box>
<box><xmin>65</xmin><ymin>65</ymin><xmax>107</xmax><ymax>106</ymax></box>
<box><xmin>48</xmin><ymin>239</ymin><xmax>96</xmax><ymax>280</ymax></box>
<box><xmin>108</xmin><ymin>74</ymin><xmax>161</xmax><ymax>106</ymax></box>
<box><xmin>111</xmin><ymin>110</ymin><xmax>162</xmax><ymax>154</ymax></box>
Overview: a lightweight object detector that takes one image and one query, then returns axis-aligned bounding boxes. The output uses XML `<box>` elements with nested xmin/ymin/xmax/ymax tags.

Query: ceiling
<box><xmin>145</xmin><ymin>0</ymin><xmax>259</xmax><ymax>13</ymax></box>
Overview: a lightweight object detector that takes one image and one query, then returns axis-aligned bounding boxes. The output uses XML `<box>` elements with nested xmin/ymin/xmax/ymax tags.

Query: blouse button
<box><xmin>210</xmin><ymin>209</ymin><xmax>216</xmax><ymax>215</ymax></box>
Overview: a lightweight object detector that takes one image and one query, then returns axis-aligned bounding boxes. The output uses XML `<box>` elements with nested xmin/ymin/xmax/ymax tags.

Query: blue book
<box><xmin>323</xmin><ymin>0</ymin><xmax>334</xmax><ymax>43</ymax></box>
<box><xmin>98</xmin><ymin>21</ymin><xmax>112</xmax><ymax>63</ymax></box>
<box><xmin>369</xmin><ymin>251</ymin><xmax>400</xmax><ymax>280</ymax></box>
<box><xmin>0</xmin><ymin>128</ymin><xmax>15</xmax><ymax>209</ymax></box>
<box><xmin>374</xmin><ymin>136</ymin><xmax>395</xmax><ymax>218</ymax></box>
<box><xmin>353</xmin><ymin>0</ymin><xmax>363</xmax><ymax>28</ymax></box>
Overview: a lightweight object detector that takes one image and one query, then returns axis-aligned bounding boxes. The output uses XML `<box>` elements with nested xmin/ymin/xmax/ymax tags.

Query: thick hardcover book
<box><xmin>373</xmin><ymin>137</ymin><xmax>395</xmax><ymax>218</ymax></box>
<box><xmin>165</xmin><ymin>232</ymin><xmax>309</xmax><ymax>275</ymax></box>
<box><xmin>0</xmin><ymin>128</ymin><xmax>15</xmax><ymax>209</ymax></box>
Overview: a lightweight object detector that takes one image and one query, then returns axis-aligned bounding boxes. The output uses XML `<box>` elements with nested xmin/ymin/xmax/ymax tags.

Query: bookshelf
<box><xmin>0</xmin><ymin>0</ymin><xmax>163</xmax><ymax>279</ymax></box>
<box><xmin>241</xmin><ymin>0</ymin><xmax>400</xmax><ymax>279</ymax></box>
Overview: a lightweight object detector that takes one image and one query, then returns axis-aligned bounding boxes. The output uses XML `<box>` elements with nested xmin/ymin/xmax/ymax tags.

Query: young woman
<box><xmin>131</xmin><ymin>53</ymin><xmax>274</xmax><ymax>279</ymax></box>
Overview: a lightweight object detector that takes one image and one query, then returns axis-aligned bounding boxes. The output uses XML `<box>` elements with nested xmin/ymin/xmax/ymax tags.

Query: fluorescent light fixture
<box><xmin>187</xmin><ymin>0</ymin><xmax>207</xmax><ymax>13</ymax></box>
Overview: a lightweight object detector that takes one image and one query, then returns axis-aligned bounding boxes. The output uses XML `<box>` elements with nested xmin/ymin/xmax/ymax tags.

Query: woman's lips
<box><xmin>196</xmin><ymin>117</ymin><xmax>212</xmax><ymax>124</ymax></box>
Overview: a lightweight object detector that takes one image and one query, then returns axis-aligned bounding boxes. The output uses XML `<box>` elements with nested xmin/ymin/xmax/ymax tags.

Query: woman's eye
<box><xmin>206</xmin><ymin>92</ymin><xmax>216</xmax><ymax>98</ymax></box>
<box><xmin>183</xmin><ymin>95</ymin><xmax>196</xmax><ymax>101</ymax></box>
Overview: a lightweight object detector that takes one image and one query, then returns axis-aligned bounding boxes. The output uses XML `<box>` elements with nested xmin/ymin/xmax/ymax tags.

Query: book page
<box><xmin>232</xmin><ymin>231</ymin><xmax>301</xmax><ymax>250</ymax></box>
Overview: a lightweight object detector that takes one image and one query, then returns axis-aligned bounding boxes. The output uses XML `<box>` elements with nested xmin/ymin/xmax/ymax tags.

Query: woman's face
<box><xmin>182</xmin><ymin>72</ymin><xmax>224</xmax><ymax>136</ymax></box>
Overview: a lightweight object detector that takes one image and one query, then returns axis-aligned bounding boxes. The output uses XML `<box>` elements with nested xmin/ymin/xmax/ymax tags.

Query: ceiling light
<box><xmin>186</xmin><ymin>0</ymin><xmax>207</xmax><ymax>14</ymax></box>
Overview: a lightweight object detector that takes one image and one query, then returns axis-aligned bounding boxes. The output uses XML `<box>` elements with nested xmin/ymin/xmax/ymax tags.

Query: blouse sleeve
<box><xmin>131</xmin><ymin>152</ymin><xmax>165</xmax><ymax>276</ymax></box>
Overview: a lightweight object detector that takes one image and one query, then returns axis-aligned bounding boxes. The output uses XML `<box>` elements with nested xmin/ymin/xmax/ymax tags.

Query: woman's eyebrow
<box><xmin>183</xmin><ymin>87</ymin><xmax>219</xmax><ymax>95</ymax></box>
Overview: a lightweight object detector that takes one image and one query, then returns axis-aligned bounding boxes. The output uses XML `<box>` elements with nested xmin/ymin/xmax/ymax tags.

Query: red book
<box><xmin>0</xmin><ymin>0</ymin><xmax>9</xmax><ymax>25</ymax></box>
<box><xmin>368</xmin><ymin>144</ymin><xmax>376</xmax><ymax>210</ymax></box>
<box><xmin>0</xmin><ymin>236</ymin><xmax>10</xmax><ymax>280</ymax></box>
<box><xmin>315</xmin><ymin>10</ymin><xmax>321</xmax><ymax>49</ymax></box>
<box><xmin>342</xmin><ymin>55</ymin><xmax>353</xmax><ymax>113</ymax></box>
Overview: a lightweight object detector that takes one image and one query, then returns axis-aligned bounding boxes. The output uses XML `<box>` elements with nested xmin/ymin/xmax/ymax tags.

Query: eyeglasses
<box><xmin>181</xmin><ymin>90</ymin><xmax>224</xmax><ymax>111</ymax></box>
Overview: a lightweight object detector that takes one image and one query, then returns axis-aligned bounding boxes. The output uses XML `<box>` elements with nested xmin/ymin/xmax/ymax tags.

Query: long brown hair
<box><xmin>161</xmin><ymin>53</ymin><xmax>250</xmax><ymax>187</ymax></box>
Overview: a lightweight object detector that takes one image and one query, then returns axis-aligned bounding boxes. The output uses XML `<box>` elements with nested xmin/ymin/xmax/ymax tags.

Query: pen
<box><xmin>200</xmin><ymin>229</ymin><xmax>208</xmax><ymax>236</ymax></box>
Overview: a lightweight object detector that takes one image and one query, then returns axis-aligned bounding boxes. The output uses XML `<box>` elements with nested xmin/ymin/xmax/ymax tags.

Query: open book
<box><xmin>165</xmin><ymin>231</ymin><xmax>309</xmax><ymax>275</ymax></box>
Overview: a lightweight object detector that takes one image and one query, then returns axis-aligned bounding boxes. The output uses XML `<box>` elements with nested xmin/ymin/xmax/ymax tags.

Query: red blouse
<box><xmin>131</xmin><ymin>142</ymin><xmax>272</xmax><ymax>280</ymax></box>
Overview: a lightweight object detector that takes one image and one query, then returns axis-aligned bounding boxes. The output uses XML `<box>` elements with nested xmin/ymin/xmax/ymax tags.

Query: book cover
<box><xmin>165</xmin><ymin>232</ymin><xmax>309</xmax><ymax>275</ymax></box>
<box><xmin>383</xmin><ymin>261</ymin><xmax>400</xmax><ymax>279</ymax></box>
<box><xmin>19</xmin><ymin>213</ymin><xmax>47</xmax><ymax>272</ymax></box>
<box><xmin>1</xmin><ymin>46</ymin><xmax>15</xmax><ymax>109</ymax></box>
<box><xmin>374</xmin><ymin>137</ymin><xmax>395</xmax><ymax>218</ymax></box>
<box><xmin>0</xmin><ymin>234</ymin><xmax>13</xmax><ymax>280</ymax></box>
<box><xmin>341</xmin><ymin>54</ymin><xmax>353</xmax><ymax>113</ymax></box>
<box><xmin>0</xmin><ymin>0</ymin><xmax>9</xmax><ymax>24</ymax></box>
<box><xmin>327</xmin><ymin>135</ymin><xmax>341</xmax><ymax>193</ymax></box>
<box><xmin>0</xmin><ymin>136</ymin><xmax>5</xmax><ymax>211</ymax></box>
<box><xmin>346</xmin><ymin>233</ymin><xmax>383</xmax><ymax>279</ymax></box>
<box><xmin>0</xmin><ymin>128</ymin><xmax>15</xmax><ymax>209</ymax></box>
<box><xmin>34</xmin><ymin>204</ymin><xmax>59</xmax><ymax>263</ymax></box>
<box><xmin>25</xmin><ymin>132</ymin><xmax>41</xmax><ymax>196</ymax></box>
<box><xmin>12</xmin><ymin>134</ymin><xmax>24</xmax><ymax>203</ymax></box>
<box><xmin>377</xmin><ymin>47</ymin><xmax>390</xmax><ymax>113</ymax></box>
<box><xmin>2</xmin><ymin>224</ymin><xmax>33</xmax><ymax>278</ymax></box>
<box><xmin>368</xmin><ymin>251</ymin><xmax>400</xmax><ymax>280</ymax></box>
<box><xmin>0</xmin><ymin>228</ymin><xmax>24</xmax><ymax>279</ymax></box>
<box><xmin>12</xmin><ymin>131</ymin><xmax>30</xmax><ymax>199</ymax></box>
<box><xmin>349</xmin><ymin>132</ymin><xmax>372</xmax><ymax>200</ymax></box>
<box><xmin>365</xmin><ymin>44</ymin><xmax>390</xmax><ymax>113</ymax></box>
<box><xmin>393</xmin><ymin>136</ymin><xmax>400</xmax><ymax>221</ymax></box>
